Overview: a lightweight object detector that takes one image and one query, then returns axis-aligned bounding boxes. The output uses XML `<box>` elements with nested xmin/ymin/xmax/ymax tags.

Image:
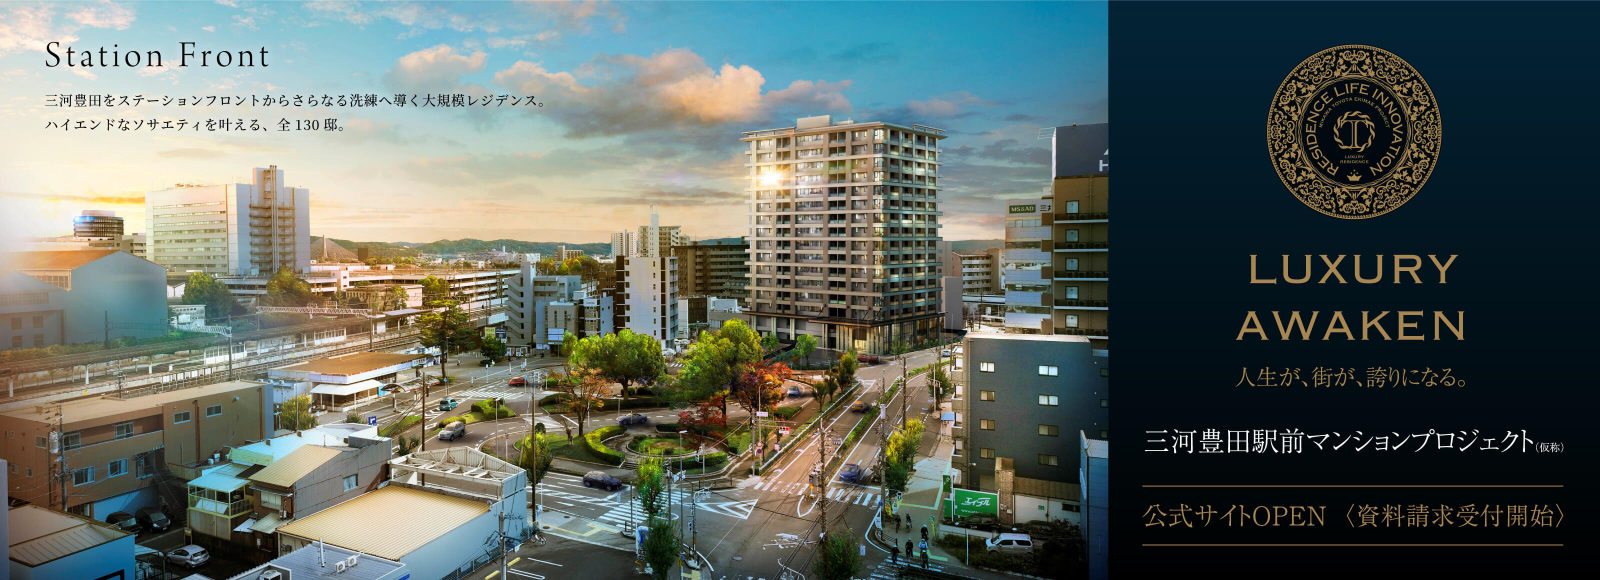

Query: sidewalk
<box><xmin>536</xmin><ymin>506</ymin><xmax>635</xmax><ymax>552</ymax></box>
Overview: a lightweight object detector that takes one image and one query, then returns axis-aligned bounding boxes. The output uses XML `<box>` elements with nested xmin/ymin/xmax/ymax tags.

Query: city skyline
<box><xmin>0</xmin><ymin>1</ymin><xmax>1107</xmax><ymax>246</ymax></box>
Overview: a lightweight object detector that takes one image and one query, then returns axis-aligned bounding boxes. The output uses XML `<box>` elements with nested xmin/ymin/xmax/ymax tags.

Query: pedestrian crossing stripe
<box><xmin>749</xmin><ymin>479</ymin><xmax>879</xmax><ymax>507</ymax></box>
<box><xmin>699</xmin><ymin>500</ymin><xmax>756</xmax><ymax>519</ymax></box>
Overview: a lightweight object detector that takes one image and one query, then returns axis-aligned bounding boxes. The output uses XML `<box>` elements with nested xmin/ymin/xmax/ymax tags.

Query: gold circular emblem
<box><xmin>1268</xmin><ymin>45</ymin><xmax>1441</xmax><ymax>219</ymax></box>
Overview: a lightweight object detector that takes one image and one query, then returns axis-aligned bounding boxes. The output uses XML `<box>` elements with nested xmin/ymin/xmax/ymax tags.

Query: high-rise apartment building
<box><xmin>144</xmin><ymin>165</ymin><xmax>310</xmax><ymax>276</ymax></box>
<box><xmin>614</xmin><ymin>253</ymin><xmax>678</xmax><ymax>344</ymax></box>
<box><xmin>73</xmin><ymin>210</ymin><xmax>124</xmax><ymax>239</ymax></box>
<box><xmin>1001</xmin><ymin>125</ymin><xmax>1108</xmax><ymax>348</ymax></box>
<box><xmin>743</xmin><ymin>115</ymin><xmax>946</xmax><ymax>354</ymax></box>
<box><xmin>672</xmin><ymin>239</ymin><xmax>750</xmax><ymax>302</ymax></box>
<box><xmin>638</xmin><ymin>224</ymin><xmax>689</xmax><ymax>259</ymax></box>
<box><xmin>610</xmin><ymin>231</ymin><xmax>637</xmax><ymax>257</ymax></box>
<box><xmin>944</xmin><ymin>247</ymin><xmax>1003</xmax><ymax>295</ymax></box>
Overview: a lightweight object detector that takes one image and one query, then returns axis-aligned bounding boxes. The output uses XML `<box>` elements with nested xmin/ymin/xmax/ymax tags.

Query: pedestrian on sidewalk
<box><xmin>921</xmin><ymin>524</ymin><xmax>929</xmax><ymax>541</ymax></box>
<box><xmin>905</xmin><ymin>539</ymin><xmax>913</xmax><ymax>562</ymax></box>
<box><xmin>890</xmin><ymin>543</ymin><xmax>899</xmax><ymax>564</ymax></box>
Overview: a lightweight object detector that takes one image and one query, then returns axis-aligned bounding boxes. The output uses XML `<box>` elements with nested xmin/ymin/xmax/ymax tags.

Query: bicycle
<box><xmin>529</xmin><ymin>527</ymin><xmax>547</xmax><ymax>547</ymax></box>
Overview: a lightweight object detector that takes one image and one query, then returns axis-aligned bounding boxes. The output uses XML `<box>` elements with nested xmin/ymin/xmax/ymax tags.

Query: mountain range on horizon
<box><xmin>319</xmin><ymin>237</ymin><xmax>1004</xmax><ymax>259</ymax></box>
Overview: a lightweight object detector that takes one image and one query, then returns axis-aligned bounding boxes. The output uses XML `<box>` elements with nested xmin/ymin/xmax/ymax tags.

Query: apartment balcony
<box><xmin>1054</xmin><ymin>241</ymin><xmax>1109</xmax><ymax>252</ymax></box>
<box><xmin>1054</xmin><ymin>299</ymin><xmax>1109</xmax><ymax>310</ymax></box>
<box><xmin>1054</xmin><ymin>271</ymin><xmax>1110</xmax><ymax>281</ymax></box>
<box><xmin>1054</xmin><ymin>212</ymin><xmax>1110</xmax><ymax>223</ymax></box>
<box><xmin>1054</xmin><ymin>327</ymin><xmax>1110</xmax><ymax>338</ymax></box>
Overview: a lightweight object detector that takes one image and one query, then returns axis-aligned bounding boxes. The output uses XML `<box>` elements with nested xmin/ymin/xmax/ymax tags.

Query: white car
<box><xmin>940</xmin><ymin>349</ymin><xmax>952</xmax><ymax>356</ymax></box>
<box><xmin>985</xmin><ymin>533</ymin><xmax>1034</xmax><ymax>555</ymax></box>
<box><xmin>167</xmin><ymin>545</ymin><xmax>210</xmax><ymax>568</ymax></box>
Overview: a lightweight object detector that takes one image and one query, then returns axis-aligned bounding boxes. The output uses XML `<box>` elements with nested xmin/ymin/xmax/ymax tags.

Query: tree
<box><xmin>263</xmin><ymin>266</ymin><xmax>315</xmax><ymax>307</ymax></box>
<box><xmin>534</xmin><ymin>259</ymin><xmax>558</xmax><ymax>276</ymax></box>
<box><xmin>568</xmin><ymin>330</ymin><xmax>665</xmax><ymax>403</ymax></box>
<box><xmin>480</xmin><ymin>335</ymin><xmax>507</xmax><ymax>365</ymax></box>
<box><xmin>673</xmin><ymin>320</ymin><xmax>763</xmax><ymax>415</ymax></box>
<box><xmin>815</xmin><ymin>351</ymin><xmax>859</xmax><ymax>404</ymax></box>
<box><xmin>417</xmin><ymin>299</ymin><xmax>474</xmax><ymax>381</ymax></box>
<box><xmin>382</xmin><ymin>285</ymin><xmax>410</xmax><ymax>311</ymax></box>
<box><xmin>883</xmin><ymin>460</ymin><xmax>912</xmax><ymax>494</ymax></box>
<box><xmin>794</xmin><ymin>334</ymin><xmax>818</xmax><ymax>365</ymax></box>
<box><xmin>395</xmin><ymin>435</ymin><xmax>421</xmax><ymax>456</ymax></box>
<box><xmin>635</xmin><ymin>457</ymin><xmax>668</xmax><ymax>521</ymax></box>
<box><xmin>548</xmin><ymin>368</ymin><xmax>609</xmax><ymax>439</ymax></box>
<box><xmin>344</xmin><ymin>412</ymin><xmax>363</xmax><ymax>424</ymax></box>
<box><xmin>677</xmin><ymin>396</ymin><xmax>727</xmax><ymax>434</ymax></box>
<box><xmin>277</xmin><ymin>395</ymin><xmax>316</xmax><ymax>431</ymax></box>
<box><xmin>418</xmin><ymin>275</ymin><xmax>451</xmax><ymax>302</ymax></box>
<box><xmin>728</xmin><ymin>361</ymin><xmax>791</xmax><ymax>417</ymax></box>
<box><xmin>181</xmin><ymin>272</ymin><xmax>240</xmax><ymax>318</ymax></box>
<box><xmin>760</xmin><ymin>332</ymin><xmax>780</xmax><ymax>353</ymax></box>
<box><xmin>517</xmin><ymin>433</ymin><xmax>553</xmax><ymax>485</ymax></box>
<box><xmin>812</xmin><ymin>526</ymin><xmax>864</xmax><ymax>580</ymax></box>
<box><xmin>642</xmin><ymin>518</ymin><xmax>680</xmax><ymax>580</ymax></box>
<box><xmin>930</xmin><ymin>365</ymin><xmax>952</xmax><ymax>412</ymax></box>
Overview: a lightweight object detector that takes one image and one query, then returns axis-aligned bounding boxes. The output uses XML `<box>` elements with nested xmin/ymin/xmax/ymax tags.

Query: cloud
<box><xmin>523</xmin><ymin>0</ymin><xmax>627</xmax><ymax>34</ymax></box>
<box><xmin>1003</xmin><ymin>113</ymin><xmax>1044</xmax><ymax>123</ymax></box>
<box><xmin>907</xmin><ymin>91</ymin><xmax>1000</xmax><ymax>117</ymax></box>
<box><xmin>232</xmin><ymin>15</ymin><xmax>257</xmax><ymax>29</ymax></box>
<box><xmin>138</xmin><ymin>64</ymin><xmax>178</xmax><ymax>78</ymax></box>
<box><xmin>382</xmin><ymin>44</ymin><xmax>488</xmax><ymax>92</ymax></box>
<box><xmin>68</xmin><ymin>67</ymin><xmax>96</xmax><ymax>80</ymax></box>
<box><xmin>0</xmin><ymin>191</ymin><xmax>145</xmax><ymax>205</ymax></box>
<box><xmin>306</xmin><ymin>1</ymin><xmax>502</xmax><ymax>33</ymax></box>
<box><xmin>202</xmin><ymin>25</ymin><xmax>216</xmax><ymax>32</ymax></box>
<box><xmin>156</xmin><ymin>148</ymin><xmax>226</xmax><ymax>159</ymax></box>
<box><xmin>0</xmin><ymin>2</ymin><xmax>135</xmax><ymax>58</ymax></box>
<box><xmin>589</xmin><ymin>185</ymin><xmax>741</xmax><ymax>207</ymax></box>
<box><xmin>973</xmin><ymin>138</ymin><xmax>1050</xmax><ymax>166</ymax></box>
<box><xmin>493</xmin><ymin>48</ymin><xmax>852</xmax><ymax>139</ymax></box>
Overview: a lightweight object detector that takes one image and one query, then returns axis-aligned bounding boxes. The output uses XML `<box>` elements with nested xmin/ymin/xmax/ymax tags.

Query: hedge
<box><xmin>844</xmin><ymin>406</ymin><xmax>880</xmax><ymax>448</ymax></box>
<box><xmin>472</xmin><ymin>399</ymin><xmax>518</xmax><ymax>419</ymax></box>
<box><xmin>654</xmin><ymin>423</ymin><xmax>681</xmax><ymax>433</ymax></box>
<box><xmin>583</xmin><ymin>425</ymin><xmax>626</xmax><ymax>465</ymax></box>
<box><xmin>667</xmin><ymin>452</ymin><xmax>727</xmax><ymax>471</ymax></box>
<box><xmin>770</xmin><ymin>406</ymin><xmax>803</xmax><ymax>419</ymax></box>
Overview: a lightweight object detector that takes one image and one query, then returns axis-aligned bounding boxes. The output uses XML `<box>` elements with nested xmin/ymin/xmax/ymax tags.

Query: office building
<box><xmin>276</xmin><ymin>447</ymin><xmax>528</xmax><ymax>580</ymax></box>
<box><xmin>143</xmin><ymin>165</ymin><xmax>311</xmax><ymax>276</ymax></box>
<box><xmin>743</xmin><ymin>115</ymin><xmax>946</xmax><ymax>353</ymax></box>
<box><xmin>23</xmin><ymin>233</ymin><xmax>148</xmax><ymax>259</ymax></box>
<box><xmin>554</xmin><ymin>245</ymin><xmax>585</xmax><ymax>262</ymax></box>
<box><xmin>673</xmin><ymin>239</ymin><xmax>750</xmax><ymax>302</ymax></box>
<box><xmin>953</xmin><ymin>332</ymin><xmax>1107</xmax><ymax>489</ymax></box>
<box><xmin>505</xmin><ymin>266</ymin><xmax>585</xmax><ymax>349</ymax></box>
<box><xmin>614</xmin><ymin>253</ymin><xmax>678</xmax><ymax>343</ymax></box>
<box><xmin>543</xmin><ymin>291</ymin><xmax>614</xmax><ymax>347</ymax></box>
<box><xmin>945</xmin><ymin>247</ymin><xmax>1003</xmax><ymax>295</ymax></box>
<box><xmin>1002</xmin><ymin>125</ymin><xmax>1109</xmax><ymax>347</ymax></box>
<box><xmin>72</xmin><ymin>209</ymin><xmax>124</xmax><ymax>239</ymax></box>
<box><xmin>0</xmin><ymin>380</ymin><xmax>271</xmax><ymax>519</ymax></box>
<box><xmin>638</xmin><ymin>223</ymin><xmax>689</xmax><ymax>259</ymax></box>
<box><xmin>7</xmin><ymin>504</ymin><xmax>136</xmax><ymax>580</ymax></box>
<box><xmin>0</xmin><ymin>250</ymin><xmax>167</xmax><ymax>350</ymax></box>
<box><xmin>219</xmin><ymin>264</ymin><xmax>513</xmax><ymax>316</ymax></box>
<box><xmin>1081</xmin><ymin>432</ymin><xmax>1109</xmax><ymax>580</ymax></box>
<box><xmin>610</xmin><ymin>230</ymin><xmax>637</xmax><ymax>258</ymax></box>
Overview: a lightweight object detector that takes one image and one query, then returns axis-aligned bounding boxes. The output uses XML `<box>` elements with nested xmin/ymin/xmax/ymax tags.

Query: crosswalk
<box><xmin>536</xmin><ymin>473</ymin><xmax>757</xmax><ymax>522</ymax></box>
<box><xmin>865</xmin><ymin>559</ymin><xmax>952</xmax><ymax>579</ymax></box>
<box><xmin>451</xmin><ymin>385</ymin><xmax>542</xmax><ymax>401</ymax></box>
<box><xmin>742</xmin><ymin>478</ymin><xmax>885</xmax><ymax>509</ymax></box>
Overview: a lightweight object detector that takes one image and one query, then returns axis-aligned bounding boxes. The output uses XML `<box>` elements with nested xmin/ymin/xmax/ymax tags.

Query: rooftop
<box><xmin>231</xmin><ymin>423</ymin><xmax>378</xmax><ymax>466</ymax></box>
<box><xmin>0</xmin><ymin>250</ymin><xmax>120</xmax><ymax>273</ymax></box>
<box><xmin>250</xmin><ymin>445</ymin><xmax>344</xmax><ymax>487</ymax></box>
<box><xmin>271</xmin><ymin>352</ymin><xmax>427</xmax><ymax>377</ymax></box>
<box><xmin>276</xmin><ymin>485</ymin><xmax>490</xmax><ymax>561</ymax></box>
<box><xmin>250</xmin><ymin>541</ymin><xmax>406</xmax><ymax>580</ymax></box>
<box><xmin>1</xmin><ymin>380</ymin><xmax>265</xmax><ymax>424</ymax></box>
<box><xmin>8</xmin><ymin>504</ymin><xmax>132</xmax><ymax>567</ymax></box>
<box><xmin>965</xmin><ymin>332</ymin><xmax>1089</xmax><ymax>344</ymax></box>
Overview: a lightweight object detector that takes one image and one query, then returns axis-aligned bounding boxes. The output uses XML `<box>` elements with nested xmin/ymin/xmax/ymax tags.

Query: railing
<box><xmin>1056</xmin><ymin>271</ymin><xmax>1110</xmax><ymax>279</ymax></box>
<box><xmin>1055</xmin><ymin>299</ymin><xmax>1109</xmax><ymax>308</ymax></box>
<box><xmin>1054</xmin><ymin>327</ymin><xmax>1109</xmax><ymax>337</ymax></box>
<box><xmin>1054</xmin><ymin>241</ymin><xmax>1110</xmax><ymax>250</ymax></box>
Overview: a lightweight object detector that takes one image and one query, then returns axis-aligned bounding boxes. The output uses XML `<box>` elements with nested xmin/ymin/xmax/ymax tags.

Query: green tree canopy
<box><xmin>277</xmin><ymin>395</ymin><xmax>316</xmax><ymax>431</ymax></box>
<box><xmin>518</xmin><ymin>433</ymin><xmax>553</xmax><ymax>485</ymax></box>
<box><xmin>418</xmin><ymin>275</ymin><xmax>451</xmax><ymax>303</ymax></box>
<box><xmin>263</xmin><ymin>266</ymin><xmax>315</xmax><ymax>307</ymax></box>
<box><xmin>568</xmin><ymin>330</ymin><xmax>665</xmax><ymax>399</ymax></box>
<box><xmin>794</xmin><ymin>334</ymin><xmax>818</xmax><ymax>365</ymax></box>
<box><xmin>181</xmin><ymin>272</ymin><xmax>240</xmax><ymax>319</ymax></box>
<box><xmin>673</xmin><ymin>319</ymin><xmax>763</xmax><ymax>406</ymax></box>
<box><xmin>479</xmin><ymin>335</ymin><xmax>507</xmax><ymax>365</ymax></box>
<box><xmin>417</xmin><ymin>299</ymin><xmax>474</xmax><ymax>380</ymax></box>
<box><xmin>812</xmin><ymin>526</ymin><xmax>864</xmax><ymax>580</ymax></box>
<box><xmin>642</xmin><ymin>518</ymin><xmax>680</xmax><ymax>580</ymax></box>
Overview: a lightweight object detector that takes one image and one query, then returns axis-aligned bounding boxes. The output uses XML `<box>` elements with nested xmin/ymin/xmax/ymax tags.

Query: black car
<box><xmin>136</xmin><ymin>507</ymin><xmax>171</xmax><ymax>532</ymax></box>
<box><xmin>583</xmin><ymin>470</ymin><xmax>624</xmax><ymax>491</ymax></box>
<box><xmin>105</xmin><ymin>511</ymin><xmax>141</xmax><ymax>533</ymax></box>
<box><xmin>617</xmin><ymin>413</ymin><xmax>649</xmax><ymax>427</ymax></box>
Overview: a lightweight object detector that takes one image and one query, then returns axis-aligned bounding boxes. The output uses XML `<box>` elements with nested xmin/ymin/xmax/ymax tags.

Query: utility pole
<box><xmin>498</xmin><ymin>511</ymin><xmax>509</xmax><ymax>580</ymax></box>
<box><xmin>817</xmin><ymin>427</ymin><xmax>831</xmax><ymax>533</ymax></box>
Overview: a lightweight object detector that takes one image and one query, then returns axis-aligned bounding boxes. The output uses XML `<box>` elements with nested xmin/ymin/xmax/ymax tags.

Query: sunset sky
<box><xmin>0</xmin><ymin>1</ymin><xmax>1107</xmax><ymax>246</ymax></box>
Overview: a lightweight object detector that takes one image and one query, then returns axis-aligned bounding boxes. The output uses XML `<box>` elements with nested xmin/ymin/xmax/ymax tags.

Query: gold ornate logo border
<box><xmin>1268</xmin><ymin>45</ymin><xmax>1442</xmax><ymax>219</ymax></box>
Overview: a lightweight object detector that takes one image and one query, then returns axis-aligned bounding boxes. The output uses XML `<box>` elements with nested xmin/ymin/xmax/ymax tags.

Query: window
<box><xmin>8</xmin><ymin>317</ymin><xmax>17</xmax><ymax>330</ymax></box>
<box><xmin>9</xmin><ymin>336</ymin><xmax>18</xmax><ymax>348</ymax></box>
<box><xmin>979</xmin><ymin>419</ymin><xmax>995</xmax><ymax>430</ymax></box>
<box><xmin>1064</xmin><ymin>229</ymin><xmax>1080</xmax><ymax>242</ymax></box>
<box><xmin>260</xmin><ymin>491</ymin><xmax>283</xmax><ymax>510</ymax></box>
<box><xmin>979</xmin><ymin>362</ymin><xmax>995</xmax><ymax>373</ymax></box>
<box><xmin>108</xmin><ymin>459</ymin><xmax>127</xmax><ymax>478</ymax></box>
<box><xmin>26</xmin><ymin>467</ymin><xmax>33</xmax><ymax>477</ymax></box>
<box><xmin>1038</xmin><ymin>395</ymin><xmax>1059</xmax><ymax>406</ymax></box>
<box><xmin>173</xmin><ymin>411</ymin><xmax>191</xmax><ymax>424</ymax></box>
<box><xmin>978</xmin><ymin>390</ymin><xmax>996</xmax><ymax>401</ymax></box>
<box><xmin>33</xmin><ymin>334</ymin><xmax>43</xmax><ymax>348</ymax></box>
<box><xmin>1065</xmin><ymin>201</ymin><xmax>1080</xmax><ymax>213</ymax></box>
<box><xmin>1100</xmin><ymin>368</ymin><xmax>1110</xmax><ymax>377</ymax></box>
<box><xmin>1039</xmin><ymin>425</ymin><xmax>1060</xmax><ymax>437</ymax></box>
<box><xmin>134</xmin><ymin>452</ymin><xmax>154</xmax><ymax>478</ymax></box>
<box><xmin>1039</xmin><ymin>454</ymin><xmax>1059</xmax><ymax>466</ymax></box>
<box><xmin>1065</xmin><ymin>258</ymin><xmax>1079</xmax><ymax>271</ymax></box>
<box><xmin>1063</xmin><ymin>286</ymin><xmax>1079</xmax><ymax>299</ymax></box>
<box><xmin>342</xmin><ymin>475</ymin><xmax>359</xmax><ymax>492</ymax></box>
<box><xmin>1065</xmin><ymin>315</ymin><xmax>1080</xmax><ymax>328</ymax></box>
<box><xmin>32</xmin><ymin>315</ymin><xmax>43</xmax><ymax>328</ymax></box>
<box><xmin>1101</xmin><ymin>399</ymin><xmax>1109</xmax><ymax>408</ymax></box>
<box><xmin>73</xmin><ymin>466</ymin><xmax>94</xmax><ymax>485</ymax></box>
<box><xmin>61</xmin><ymin>432</ymin><xmax>81</xmax><ymax>451</ymax></box>
<box><xmin>206</xmin><ymin>405</ymin><xmax>222</xmax><ymax>417</ymax></box>
<box><xmin>979</xmin><ymin>448</ymin><xmax>995</xmax><ymax>459</ymax></box>
<box><xmin>36</xmin><ymin>436</ymin><xmax>46</xmax><ymax>448</ymax></box>
<box><xmin>1039</xmin><ymin>365</ymin><xmax>1059</xmax><ymax>376</ymax></box>
<box><xmin>115</xmin><ymin>422</ymin><xmax>134</xmax><ymax>440</ymax></box>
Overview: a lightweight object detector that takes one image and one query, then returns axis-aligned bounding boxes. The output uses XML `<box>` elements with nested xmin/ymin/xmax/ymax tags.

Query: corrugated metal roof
<box><xmin>277</xmin><ymin>485</ymin><xmax>488</xmax><ymax>561</ymax></box>
<box><xmin>7</xmin><ymin>505</ymin><xmax>131</xmax><ymax>566</ymax></box>
<box><xmin>0</xmin><ymin>250</ymin><xmax>119</xmax><ymax>273</ymax></box>
<box><xmin>251</xmin><ymin>445</ymin><xmax>342</xmax><ymax>487</ymax></box>
<box><xmin>248</xmin><ymin>512</ymin><xmax>285</xmax><ymax>534</ymax></box>
<box><xmin>190</xmin><ymin>471</ymin><xmax>251</xmax><ymax>492</ymax></box>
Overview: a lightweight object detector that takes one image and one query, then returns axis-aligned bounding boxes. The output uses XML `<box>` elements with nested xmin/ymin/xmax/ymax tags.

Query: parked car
<box><xmin>167</xmin><ymin>545</ymin><xmax>210</xmax><ymax>568</ymax></box>
<box><xmin>985</xmin><ymin>533</ymin><xmax>1035</xmax><ymax>555</ymax></box>
<box><xmin>136</xmin><ymin>507</ymin><xmax>171</xmax><ymax>532</ymax></box>
<box><xmin>583</xmin><ymin>470</ymin><xmax>624</xmax><ymax>491</ymax></box>
<box><xmin>105</xmin><ymin>511</ymin><xmax>140</xmax><ymax>533</ymax></box>
<box><xmin>509</xmin><ymin>377</ymin><xmax>528</xmax><ymax>387</ymax></box>
<box><xmin>439</xmin><ymin>420</ymin><xmax>467</xmax><ymax>441</ymax></box>
<box><xmin>856</xmin><ymin>354</ymin><xmax>881</xmax><ymax>365</ymax></box>
<box><xmin>838</xmin><ymin>463</ymin><xmax>864</xmax><ymax>484</ymax></box>
<box><xmin>438</xmin><ymin>398</ymin><xmax>459</xmax><ymax>411</ymax></box>
<box><xmin>941</xmin><ymin>349</ymin><xmax>952</xmax><ymax>356</ymax></box>
<box><xmin>955</xmin><ymin>513</ymin><xmax>1001</xmax><ymax>531</ymax></box>
<box><xmin>786</xmin><ymin>386</ymin><xmax>803</xmax><ymax>398</ymax></box>
<box><xmin>617</xmin><ymin>413</ymin><xmax>649</xmax><ymax>427</ymax></box>
<box><xmin>849</xmin><ymin>401</ymin><xmax>869</xmax><ymax>413</ymax></box>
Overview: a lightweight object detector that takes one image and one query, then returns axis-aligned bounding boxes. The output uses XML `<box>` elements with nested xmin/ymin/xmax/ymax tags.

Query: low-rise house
<box><xmin>267</xmin><ymin>352</ymin><xmax>428</xmax><ymax>413</ymax></box>
<box><xmin>226</xmin><ymin>540</ymin><xmax>407</xmax><ymax>580</ymax></box>
<box><xmin>8</xmin><ymin>503</ymin><xmax>135</xmax><ymax>580</ymax></box>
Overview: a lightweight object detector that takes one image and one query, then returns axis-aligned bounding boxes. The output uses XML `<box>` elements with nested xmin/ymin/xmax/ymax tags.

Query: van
<box><xmin>985</xmin><ymin>533</ymin><xmax>1034</xmax><ymax>555</ymax></box>
<box><xmin>439</xmin><ymin>421</ymin><xmax>467</xmax><ymax>441</ymax></box>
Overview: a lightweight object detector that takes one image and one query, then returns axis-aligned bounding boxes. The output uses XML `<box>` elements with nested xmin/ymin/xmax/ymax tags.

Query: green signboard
<box><xmin>946</xmin><ymin>488</ymin><xmax>1000</xmax><ymax>519</ymax></box>
<box><xmin>1008</xmin><ymin>204</ymin><xmax>1037</xmax><ymax>214</ymax></box>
